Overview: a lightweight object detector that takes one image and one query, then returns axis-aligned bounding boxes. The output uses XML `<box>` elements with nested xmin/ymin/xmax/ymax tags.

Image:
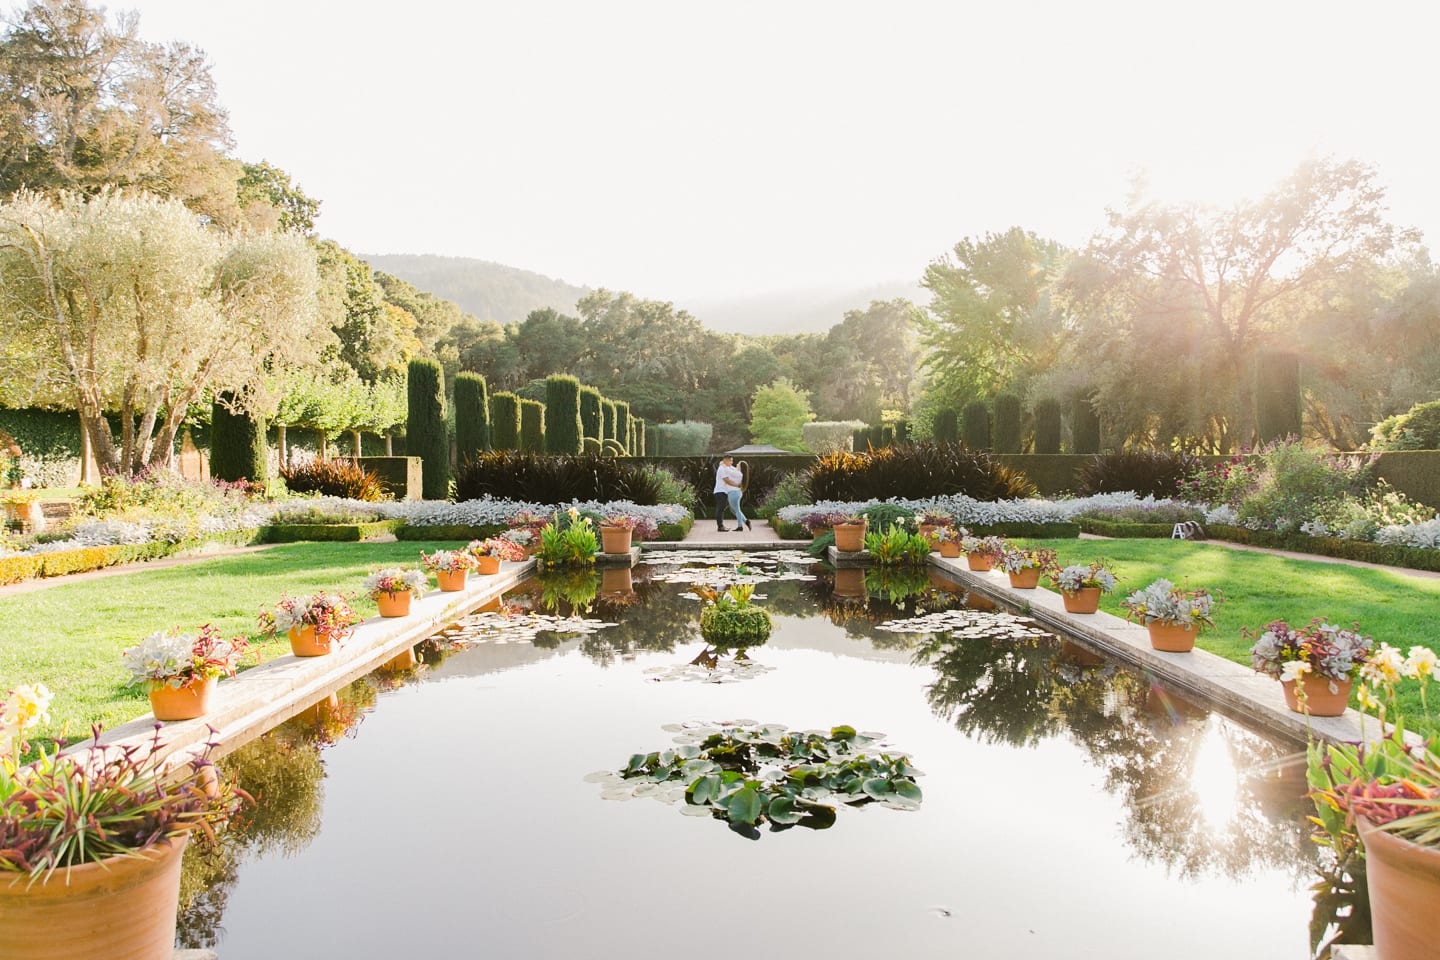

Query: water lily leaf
<box><xmin>726</xmin><ymin>785</ymin><xmax>763</xmax><ymax>824</ymax></box>
<box><xmin>830</xmin><ymin>725</ymin><xmax>857</xmax><ymax>740</ymax></box>
<box><xmin>893</xmin><ymin>780</ymin><xmax>923</xmax><ymax>803</ymax></box>
<box><xmin>862</xmin><ymin>778</ymin><xmax>892</xmax><ymax>799</ymax></box>
<box><xmin>687</xmin><ymin>774</ymin><xmax>721</xmax><ymax>806</ymax></box>
<box><xmin>583</xmin><ymin>770</ymin><xmax>620</xmax><ymax>784</ymax></box>
<box><xmin>768</xmin><ymin>795</ymin><xmax>803</xmax><ymax>824</ymax></box>
<box><xmin>798</xmin><ymin>804</ymin><xmax>837</xmax><ymax>830</ymax></box>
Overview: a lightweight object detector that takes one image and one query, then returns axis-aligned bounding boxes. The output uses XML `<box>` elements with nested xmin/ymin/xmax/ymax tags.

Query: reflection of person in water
<box><xmin>712</xmin><ymin>455</ymin><xmax>749</xmax><ymax>531</ymax></box>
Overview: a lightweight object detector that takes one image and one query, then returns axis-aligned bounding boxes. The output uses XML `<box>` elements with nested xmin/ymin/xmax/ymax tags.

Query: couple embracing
<box><xmin>713</xmin><ymin>455</ymin><xmax>751</xmax><ymax>532</ymax></box>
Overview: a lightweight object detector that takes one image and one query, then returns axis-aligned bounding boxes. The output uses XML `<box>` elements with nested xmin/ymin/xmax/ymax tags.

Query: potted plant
<box><xmin>120</xmin><ymin>625</ymin><xmax>249</xmax><ymax>721</ymax></box>
<box><xmin>998</xmin><ymin>546</ymin><xmax>1057</xmax><ymax>590</ymax></box>
<box><xmin>1248</xmin><ymin>618</ymin><xmax>1372</xmax><ymax>716</ymax></box>
<box><xmin>959</xmin><ymin>534</ymin><xmax>1008</xmax><ymax>572</ymax></box>
<box><xmin>864</xmin><ymin>523</ymin><xmax>932</xmax><ymax>566</ymax></box>
<box><xmin>933</xmin><ymin>524</ymin><xmax>966</xmax><ymax>559</ymax></box>
<box><xmin>466</xmin><ymin>536</ymin><xmax>528</xmax><ymax>575</ymax></box>
<box><xmin>1120</xmin><ymin>578</ymin><xmax>1221</xmax><ymax>652</ymax></box>
<box><xmin>0</xmin><ymin>716</ymin><xmax>246</xmax><ymax>960</ymax></box>
<box><xmin>364</xmin><ymin>568</ymin><xmax>428</xmax><ymax>618</ymax></box>
<box><xmin>0</xmin><ymin>488</ymin><xmax>44</xmax><ymax>533</ymax></box>
<box><xmin>259</xmin><ymin>593</ymin><xmax>361</xmax><ymax>657</ymax></box>
<box><xmin>598</xmin><ymin>514</ymin><xmax>657</xmax><ymax>555</ymax></box>
<box><xmin>421</xmin><ymin>549</ymin><xmax>477</xmax><ymax>592</ymax></box>
<box><xmin>915</xmin><ymin>511</ymin><xmax>953</xmax><ymax>548</ymax></box>
<box><xmin>800</xmin><ymin>510</ymin><xmax>845</xmax><ymax>539</ymax></box>
<box><xmin>505</xmin><ymin>511</ymin><xmax>547</xmax><ymax>557</ymax></box>
<box><xmin>534</xmin><ymin>509</ymin><xmax>600</xmax><ymax>569</ymax></box>
<box><xmin>832</xmin><ymin>514</ymin><xmax>867</xmax><ymax>553</ymax></box>
<box><xmin>1049</xmin><ymin>561</ymin><xmax>1118</xmax><ymax>614</ymax></box>
<box><xmin>1309</xmin><ymin>643</ymin><xmax>1440</xmax><ymax>960</ymax></box>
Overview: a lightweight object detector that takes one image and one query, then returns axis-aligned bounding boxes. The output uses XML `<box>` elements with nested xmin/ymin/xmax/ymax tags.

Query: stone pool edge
<box><xmin>928</xmin><ymin>555</ymin><xmax>1391</xmax><ymax>748</ymax></box>
<box><xmin>77</xmin><ymin>560</ymin><xmax>535</xmax><ymax>767</ymax></box>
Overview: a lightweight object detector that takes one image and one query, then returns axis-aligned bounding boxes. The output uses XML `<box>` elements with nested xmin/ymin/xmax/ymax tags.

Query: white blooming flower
<box><xmin>1279</xmin><ymin>661</ymin><xmax>1311</xmax><ymax>683</ymax></box>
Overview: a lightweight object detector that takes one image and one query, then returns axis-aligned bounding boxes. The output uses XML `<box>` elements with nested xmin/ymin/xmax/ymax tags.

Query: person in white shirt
<box><xmin>713</xmin><ymin>456</ymin><xmax>749</xmax><ymax>532</ymax></box>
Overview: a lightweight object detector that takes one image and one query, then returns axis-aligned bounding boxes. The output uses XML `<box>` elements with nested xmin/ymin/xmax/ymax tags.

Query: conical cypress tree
<box><xmin>1072</xmin><ymin>396</ymin><xmax>1101</xmax><ymax>455</ymax></box>
<box><xmin>1033</xmin><ymin>398</ymin><xmax>1062</xmax><ymax>454</ymax></box>
<box><xmin>580</xmin><ymin>386</ymin><xmax>603</xmax><ymax>442</ymax></box>
<box><xmin>614</xmin><ymin>401</ymin><xmax>631</xmax><ymax>455</ymax></box>
<box><xmin>962</xmin><ymin>401</ymin><xmax>991</xmax><ymax>450</ymax></box>
<box><xmin>993</xmin><ymin>393</ymin><xmax>1022</xmax><ymax>454</ymax></box>
<box><xmin>454</xmin><ymin>372</ymin><xmax>490</xmax><ymax>465</ymax></box>
<box><xmin>211</xmin><ymin>392</ymin><xmax>268</xmax><ymax>484</ymax></box>
<box><xmin>1255</xmin><ymin>350</ymin><xmax>1303</xmax><ymax>444</ymax></box>
<box><xmin>519</xmin><ymin>399</ymin><xmax>545</xmax><ymax>452</ymax></box>
<box><xmin>933</xmin><ymin>408</ymin><xmax>959</xmax><ymax>443</ymax></box>
<box><xmin>545</xmin><ymin>375</ymin><xmax>583</xmax><ymax>454</ymax></box>
<box><xmin>490</xmin><ymin>392</ymin><xmax>521</xmax><ymax>451</ymax></box>
<box><xmin>602</xmin><ymin>401</ymin><xmax>617</xmax><ymax>444</ymax></box>
<box><xmin>407</xmin><ymin>359</ymin><xmax>448</xmax><ymax>499</ymax></box>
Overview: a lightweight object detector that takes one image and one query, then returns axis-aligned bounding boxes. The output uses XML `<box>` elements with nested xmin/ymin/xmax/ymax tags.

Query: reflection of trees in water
<box><xmin>916</xmin><ymin>630</ymin><xmax>1317</xmax><ymax>884</ymax></box>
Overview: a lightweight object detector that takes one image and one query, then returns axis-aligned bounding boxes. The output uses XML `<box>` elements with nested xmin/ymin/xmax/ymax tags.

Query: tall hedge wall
<box><xmin>407</xmin><ymin>358</ymin><xmax>449</xmax><ymax>499</ymax></box>
<box><xmin>454</xmin><ymin>372</ymin><xmax>490</xmax><ymax>465</ymax></box>
<box><xmin>490</xmin><ymin>392</ymin><xmax>521</xmax><ymax>451</ymax></box>
<box><xmin>544</xmin><ymin>375</ymin><xmax>583</xmax><ymax>455</ymax></box>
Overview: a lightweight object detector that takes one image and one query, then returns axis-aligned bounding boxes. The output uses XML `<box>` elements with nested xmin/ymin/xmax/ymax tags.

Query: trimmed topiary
<box><xmin>962</xmin><ymin>401</ymin><xmax>991</xmax><ymax>450</ymax></box>
<box><xmin>490</xmin><ymin>392</ymin><xmax>521</xmax><ymax>451</ymax></box>
<box><xmin>210</xmin><ymin>392</ymin><xmax>268</xmax><ymax>484</ymax></box>
<box><xmin>454</xmin><ymin>371</ymin><xmax>490</xmax><ymax>465</ymax></box>
<box><xmin>407</xmin><ymin>358</ymin><xmax>449</xmax><ymax>499</ymax></box>
<box><xmin>603</xmin><ymin>401</ymin><xmax>618</xmax><ymax>444</ymax></box>
<box><xmin>1033</xmin><ymin>398</ymin><xmax>1062</xmax><ymax>454</ymax></box>
<box><xmin>633</xmin><ymin>416</ymin><xmax>646</xmax><ymax>456</ymax></box>
<box><xmin>654</xmin><ymin>421</ymin><xmax>713</xmax><ymax>456</ymax></box>
<box><xmin>580</xmin><ymin>387</ymin><xmax>603</xmax><ymax>442</ymax></box>
<box><xmin>519</xmin><ymin>399</ymin><xmax>546</xmax><ymax>452</ymax></box>
<box><xmin>582</xmin><ymin>436</ymin><xmax>602</xmax><ymax>455</ymax></box>
<box><xmin>545</xmin><ymin>375</ymin><xmax>584</xmax><ymax>455</ymax></box>
<box><xmin>1071</xmin><ymin>396</ymin><xmax>1101</xmax><ymax>455</ymax></box>
<box><xmin>645</xmin><ymin>423</ymin><xmax>659</xmax><ymax>456</ymax></box>
<box><xmin>1254</xmin><ymin>349</ymin><xmax>1302</xmax><ymax>444</ymax></box>
<box><xmin>993</xmin><ymin>393</ymin><xmax>1022</xmax><ymax>454</ymax></box>
<box><xmin>933</xmin><ymin>408</ymin><xmax>959</xmax><ymax>444</ymax></box>
<box><xmin>614</xmin><ymin>401</ymin><xmax>631</xmax><ymax>455</ymax></box>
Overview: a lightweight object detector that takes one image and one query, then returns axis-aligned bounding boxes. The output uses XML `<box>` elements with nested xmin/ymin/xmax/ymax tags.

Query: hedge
<box><xmin>0</xmin><ymin>529</ymin><xmax>259</xmax><ymax>586</ymax></box>
<box><xmin>1076</xmin><ymin>518</ymin><xmax>1178</xmax><ymax>539</ymax></box>
<box><xmin>993</xmin><ymin>394</ymin><xmax>1022</xmax><ymax>454</ymax></box>
<box><xmin>654</xmin><ymin>422</ymin><xmax>712</xmax><ymax>457</ymax></box>
<box><xmin>614</xmin><ymin>401</ymin><xmax>631</xmax><ymax>455</ymax></box>
<box><xmin>579</xmin><ymin>386</ymin><xmax>603</xmax><ymax>442</ymax></box>
<box><xmin>210</xmin><ymin>393</ymin><xmax>268</xmax><ymax>484</ymax></box>
<box><xmin>962</xmin><ymin>402</ymin><xmax>990</xmax><ymax>450</ymax></box>
<box><xmin>654</xmin><ymin>515</ymin><xmax>693</xmax><ymax>541</ymax></box>
<box><xmin>394</xmin><ymin>523</ymin><xmax>506</xmax><ymax>542</ymax></box>
<box><xmin>1033</xmin><ymin>398</ymin><xmax>1062</xmax><ymax>455</ymax></box>
<box><xmin>259</xmin><ymin>520</ymin><xmax>405</xmax><ymax>543</ymax></box>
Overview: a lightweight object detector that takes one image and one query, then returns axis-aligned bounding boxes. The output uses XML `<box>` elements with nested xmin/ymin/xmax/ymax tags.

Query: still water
<box><xmin>179</xmin><ymin>556</ymin><xmax>1349</xmax><ymax>959</ymax></box>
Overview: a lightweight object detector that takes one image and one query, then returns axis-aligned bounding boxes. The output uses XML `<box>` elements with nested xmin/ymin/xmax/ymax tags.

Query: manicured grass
<box><xmin>0</xmin><ymin>541</ymin><xmax>461</xmax><ymax>740</ymax></box>
<box><xmin>1025</xmin><ymin>538</ymin><xmax>1440</xmax><ymax>729</ymax></box>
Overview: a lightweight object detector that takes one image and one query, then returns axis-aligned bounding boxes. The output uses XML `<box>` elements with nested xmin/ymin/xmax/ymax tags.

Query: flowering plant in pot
<box><xmin>465</xmin><ymin>537</ymin><xmax>527</xmax><ymax>574</ymax></box>
<box><xmin>998</xmin><ymin>547</ymin><xmax>1057</xmax><ymax>589</ymax></box>
<box><xmin>259</xmin><ymin>592</ymin><xmax>361</xmax><ymax>657</ymax></box>
<box><xmin>598</xmin><ymin>513</ymin><xmax>657</xmax><ymax>553</ymax></box>
<box><xmin>0</xmin><ymin>721</ymin><xmax>247</xmax><ymax>960</ymax></box>
<box><xmin>1048</xmin><ymin>561</ymin><xmax>1117</xmax><ymax>614</ymax></box>
<box><xmin>832</xmin><ymin>514</ymin><xmax>867</xmax><ymax>552</ymax></box>
<box><xmin>535</xmin><ymin>509</ymin><xmax>599</xmax><ymax>568</ymax></box>
<box><xmin>421</xmin><ymin>549</ymin><xmax>478</xmax><ymax>591</ymax></box>
<box><xmin>958</xmin><ymin>534</ymin><xmax>1007</xmax><ymax>571</ymax></box>
<box><xmin>1120</xmin><ymin>579</ymin><xmax>1220</xmax><ymax>653</ymax></box>
<box><xmin>363</xmin><ymin>568</ymin><xmax>428</xmax><ymax>618</ymax></box>
<box><xmin>932</xmin><ymin>524</ymin><xmax>967</xmax><ymax>558</ymax></box>
<box><xmin>1</xmin><ymin>682</ymin><xmax>52</xmax><ymax>769</ymax></box>
<box><xmin>120</xmin><ymin>625</ymin><xmax>249</xmax><ymax>721</ymax></box>
<box><xmin>799</xmin><ymin>510</ymin><xmax>847</xmax><ymax>536</ymax></box>
<box><xmin>915</xmin><ymin>510</ymin><xmax>953</xmax><ymax>547</ymax></box>
<box><xmin>1248</xmin><ymin>618</ymin><xmax>1372</xmax><ymax>716</ymax></box>
<box><xmin>1309</xmin><ymin>643</ymin><xmax>1440</xmax><ymax>960</ymax></box>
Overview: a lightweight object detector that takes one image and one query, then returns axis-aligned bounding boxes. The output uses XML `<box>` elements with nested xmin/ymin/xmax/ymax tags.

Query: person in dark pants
<box><xmin>713</xmin><ymin>455</ymin><xmax>745</xmax><ymax>531</ymax></box>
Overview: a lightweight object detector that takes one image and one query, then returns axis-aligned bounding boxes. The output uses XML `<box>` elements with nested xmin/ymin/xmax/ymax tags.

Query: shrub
<box><xmin>453</xmin><ymin>451</ymin><xmax>671</xmax><ymax>504</ymax></box>
<box><xmin>933</xmin><ymin>408</ymin><xmax>959</xmax><ymax>444</ymax></box>
<box><xmin>579</xmin><ymin>386</ymin><xmax>603</xmax><ymax>443</ymax></box>
<box><xmin>601</xmin><ymin>401</ymin><xmax>617</xmax><ymax>444</ymax></box>
<box><xmin>638</xmin><ymin>464</ymin><xmax>697</xmax><ymax>508</ymax></box>
<box><xmin>1076</xmin><ymin>450</ymin><xmax>1201</xmax><ymax>499</ymax></box>
<box><xmin>962</xmin><ymin>402</ymin><xmax>990</xmax><ymax>449</ymax></box>
<box><xmin>490</xmin><ymin>392</ymin><xmax>521</xmax><ymax>450</ymax></box>
<box><xmin>805</xmin><ymin>443</ymin><xmax>1036</xmax><ymax>502</ymax></box>
<box><xmin>699</xmin><ymin>605</ymin><xmax>773</xmax><ymax>647</ymax></box>
<box><xmin>1072</xmin><ymin>397</ymin><xmax>1101</xmax><ymax>454</ymax></box>
<box><xmin>654</xmin><ymin>421</ymin><xmax>713</xmax><ymax>456</ymax></box>
<box><xmin>519</xmin><ymin>399</ymin><xmax>545</xmax><ymax>452</ymax></box>
<box><xmin>407</xmin><ymin>358</ymin><xmax>449</xmax><ymax>499</ymax></box>
<box><xmin>1254</xmin><ymin>349</ymin><xmax>1302</xmax><ymax>444</ymax></box>
<box><xmin>857</xmin><ymin>502</ymin><xmax>915</xmax><ymax>533</ymax></box>
<box><xmin>993</xmin><ymin>393</ymin><xmax>1022</xmax><ymax>454</ymax></box>
<box><xmin>1236</xmin><ymin>439</ymin><xmax>1374</xmax><ymax>532</ymax></box>
<box><xmin>1371</xmin><ymin>399</ymin><xmax>1440</xmax><ymax>451</ymax></box>
<box><xmin>210</xmin><ymin>392</ymin><xmax>268</xmax><ymax>484</ymax></box>
<box><xmin>454</xmin><ymin>372</ymin><xmax>490</xmax><ymax>463</ymax></box>
<box><xmin>279</xmin><ymin>459</ymin><xmax>385</xmax><ymax>501</ymax></box>
<box><xmin>544</xmin><ymin>375</ymin><xmax>582</xmax><ymax>455</ymax></box>
<box><xmin>756</xmin><ymin>472</ymin><xmax>810</xmax><ymax>519</ymax></box>
<box><xmin>803</xmin><ymin>420</ymin><xmax>867</xmax><ymax>453</ymax></box>
<box><xmin>1033</xmin><ymin>398</ymin><xmax>1062</xmax><ymax>454</ymax></box>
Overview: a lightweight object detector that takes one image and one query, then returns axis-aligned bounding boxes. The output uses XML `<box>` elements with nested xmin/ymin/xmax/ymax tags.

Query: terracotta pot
<box><xmin>436</xmin><ymin>568</ymin><xmax>468</xmax><ymax>592</ymax></box>
<box><xmin>601</xmin><ymin>566</ymin><xmax>634</xmax><ymax>594</ymax></box>
<box><xmin>1147</xmin><ymin>621</ymin><xmax>1197</xmax><ymax>653</ymax></box>
<box><xmin>966</xmin><ymin>552</ymin><xmax>994</xmax><ymax>572</ymax></box>
<box><xmin>833</xmin><ymin>522</ymin><xmax>866</xmax><ymax>553</ymax></box>
<box><xmin>475</xmin><ymin>555</ymin><xmax>501</xmax><ymax>576</ymax></box>
<box><xmin>147</xmin><ymin>675</ymin><xmax>216</xmax><ymax>721</ymax></box>
<box><xmin>376</xmin><ymin>591</ymin><xmax>412</xmax><ymax>618</ymax></box>
<box><xmin>1007</xmin><ymin>568</ymin><xmax>1041</xmax><ymax>589</ymax></box>
<box><xmin>1359</xmin><ymin>816</ymin><xmax>1440</xmax><ymax>960</ymax></box>
<box><xmin>288</xmin><ymin>624</ymin><xmax>332</xmax><ymax>657</ymax></box>
<box><xmin>0</xmin><ymin>835</ymin><xmax>187</xmax><ymax>960</ymax></box>
<box><xmin>383</xmin><ymin>646</ymin><xmax>418</xmax><ymax>671</ymax></box>
<box><xmin>3</xmin><ymin>499</ymin><xmax>45</xmax><ymax>532</ymax></box>
<box><xmin>1062</xmin><ymin>586</ymin><xmax>1102</xmax><ymax>614</ymax></box>
<box><xmin>918</xmin><ymin>524</ymin><xmax>941</xmax><ymax>549</ymax></box>
<box><xmin>1280</xmin><ymin>675</ymin><xmax>1352</xmax><ymax>716</ymax></box>
<box><xmin>600</xmin><ymin>526</ymin><xmax>633</xmax><ymax>555</ymax></box>
<box><xmin>938</xmin><ymin>541</ymin><xmax>962</xmax><ymax>559</ymax></box>
<box><xmin>833</xmin><ymin>567</ymin><xmax>866</xmax><ymax>598</ymax></box>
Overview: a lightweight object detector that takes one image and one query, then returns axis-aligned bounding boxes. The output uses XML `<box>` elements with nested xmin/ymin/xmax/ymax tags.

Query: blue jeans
<box><xmin>726</xmin><ymin>489</ymin><xmax>746</xmax><ymax>528</ymax></box>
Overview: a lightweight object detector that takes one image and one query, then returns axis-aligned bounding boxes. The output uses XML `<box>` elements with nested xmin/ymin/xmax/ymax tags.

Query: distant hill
<box><xmin>677</xmin><ymin>279</ymin><xmax>928</xmax><ymax>335</ymax></box>
<box><xmin>361</xmin><ymin>254</ymin><xmax>591</xmax><ymax>325</ymax></box>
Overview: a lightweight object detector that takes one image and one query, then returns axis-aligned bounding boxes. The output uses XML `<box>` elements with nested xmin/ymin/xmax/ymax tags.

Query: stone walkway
<box><xmin>666</xmin><ymin>517</ymin><xmax>806</xmax><ymax>549</ymax></box>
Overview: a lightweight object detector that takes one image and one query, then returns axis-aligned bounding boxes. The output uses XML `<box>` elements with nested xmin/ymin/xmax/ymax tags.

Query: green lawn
<box><xmin>0</xmin><ymin>541</ymin><xmax>462</xmax><ymax>740</ymax></box>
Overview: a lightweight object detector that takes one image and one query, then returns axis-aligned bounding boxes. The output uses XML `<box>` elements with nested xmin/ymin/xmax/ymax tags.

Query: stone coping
<box><xmin>75</xmin><ymin>560</ymin><xmax>535</xmax><ymax>767</ymax></box>
<box><xmin>595</xmin><ymin>546</ymin><xmax>641</xmax><ymax>567</ymax></box>
<box><xmin>928</xmin><ymin>555</ymin><xmax>1400</xmax><ymax>748</ymax></box>
<box><xmin>644</xmin><ymin>539</ymin><xmax>812</xmax><ymax>550</ymax></box>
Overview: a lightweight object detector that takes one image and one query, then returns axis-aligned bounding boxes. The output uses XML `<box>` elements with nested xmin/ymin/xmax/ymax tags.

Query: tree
<box><xmin>315</xmin><ymin>242</ymin><xmax>417</xmax><ymax>384</ymax></box>
<box><xmin>210</xmin><ymin>392</ymin><xmax>267</xmax><ymax>483</ymax></box>
<box><xmin>921</xmin><ymin>229</ymin><xmax>1070</xmax><ymax>410</ymax></box>
<box><xmin>0</xmin><ymin>0</ymin><xmax>241</xmax><ymax>226</ymax></box>
<box><xmin>237</xmin><ymin>160</ymin><xmax>320</xmax><ymax>234</ymax></box>
<box><xmin>1069</xmin><ymin>157</ymin><xmax>1411</xmax><ymax>448</ymax></box>
<box><xmin>406</xmin><ymin>359</ymin><xmax>447</xmax><ymax>499</ymax></box>
<box><xmin>454</xmin><ymin>372</ymin><xmax>489</xmax><ymax>463</ymax></box>
<box><xmin>490</xmin><ymin>392</ymin><xmax>520</xmax><ymax>450</ymax></box>
<box><xmin>544</xmin><ymin>375</ymin><xmax>582</xmax><ymax>455</ymax></box>
<box><xmin>748</xmin><ymin>378</ymin><xmax>814</xmax><ymax>451</ymax></box>
<box><xmin>0</xmin><ymin>190</ymin><xmax>320</xmax><ymax>474</ymax></box>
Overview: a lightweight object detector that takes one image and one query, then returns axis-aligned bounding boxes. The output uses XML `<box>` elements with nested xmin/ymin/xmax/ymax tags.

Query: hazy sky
<box><xmin>118</xmin><ymin>0</ymin><xmax>1440</xmax><ymax>302</ymax></box>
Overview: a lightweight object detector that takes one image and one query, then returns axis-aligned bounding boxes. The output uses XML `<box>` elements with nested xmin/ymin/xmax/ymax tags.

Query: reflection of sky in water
<box><xmin>197</xmin><ymin>579</ymin><xmax>1320</xmax><ymax>960</ymax></box>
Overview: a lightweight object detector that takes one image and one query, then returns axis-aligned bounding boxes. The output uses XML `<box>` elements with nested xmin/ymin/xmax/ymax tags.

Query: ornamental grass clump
<box><xmin>120</xmin><ymin>625</ymin><xmax>249</xmax><ymax>691</ymax></box>
<box><xmin>1120</xmin><ymin>579</ymin><xmax>1221</xmax><ymax>633</ymax></box>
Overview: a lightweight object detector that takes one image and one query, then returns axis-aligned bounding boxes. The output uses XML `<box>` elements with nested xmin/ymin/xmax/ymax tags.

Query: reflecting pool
<box><xmin>178</xmin><ymin>555</ymin><xmax>1359</xmax><ymax>959</ymax></box>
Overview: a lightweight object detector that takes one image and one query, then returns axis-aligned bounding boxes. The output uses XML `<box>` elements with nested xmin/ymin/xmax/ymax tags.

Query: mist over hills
<box><xmin>362</xmin><ymin>252</ymin><xmax>925</xmax><ymax>335</ymax></box>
